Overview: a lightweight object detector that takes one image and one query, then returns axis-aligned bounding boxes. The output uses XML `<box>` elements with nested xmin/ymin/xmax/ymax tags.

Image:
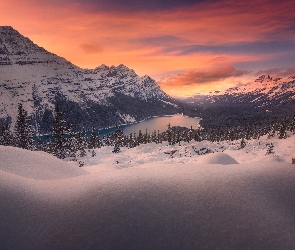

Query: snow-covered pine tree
<box><xmin>268</xmin><ymin>124</ymin><xmax>276</xmax><ymax>138</ymax></box>
<box><xmin>266</xmin><ymin>143</ymin><xmax>275</xmax><ymax>155</ymax></box>
<box><xmin>290</xmin><ymin>112</ymin><xmax>295</xmax><ymax>134</ymax></box>
<box><xmin>97</xmin><ymin>132</ymin><xmax>102</xmax><ymax>148</ymax></box>
<box><xmin>167</xmin><ymin>124</ymin><xmax>172</xmax><ymax>145</ymax></box>
<box><xmin>52</xmin><ymin>105</ymin><xmax>66</xmax><ymax>158</ymax></box>
<box><xmin>14</xmin><ymin>103</ymin><xmax>34</xmax><ymax>150</ymax></box>
<box><xmin>278</xmin><ymin>117</ymin><xmax>287</xmax><ymax>139</ymax></box>
<box><xmin>89</xmin><ymin>126</ymin><xmax>97</xmax><ymax>149</ymax></box>
<box><xmin>36</xmin><ymin>135</ymin><xmax>44</xmax><ymax>151</ymax></box>
<box><xmin>66</xmin><ymin>123</ymin><xmax>78</xmax><ymax>160</ymax></box>
<box><xmin>245</xmin><ymin>126</ymin><xmax>252</xmax><ymax>140</ymax></box>
<box><xmin>112</xmin><ymin>125</ymin><xmax>124</xmax><ymax>153</ymax></box>
<box><xmin>239</xmin><ymin>137</ymin><xmax>246</xmax><ymax>149</ymax></box>
<box><xmin>44</xmin><ymin>136</ymin><xmax>53</xmax><ymax>154</ymax></box>
<box><xmin>0</xmin><ymin>123</ymin><xmax>14</xmax><ymax>146</ymax></box>
<box><xmin>128</xmin><ymin>133</ymin><xmax>136</xmax><ymax>148</ymax></box>
<box><xmin>78</xmin><ymin>128</ymin><xmax>87</xmax><ymax>157</ymax></box>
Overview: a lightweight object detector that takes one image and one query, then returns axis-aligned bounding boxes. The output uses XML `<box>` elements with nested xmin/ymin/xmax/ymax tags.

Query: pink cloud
<box><xmin>158</xmin><ymin>66</ymin><xmax>249</xmax><ymax>88</ymax></box>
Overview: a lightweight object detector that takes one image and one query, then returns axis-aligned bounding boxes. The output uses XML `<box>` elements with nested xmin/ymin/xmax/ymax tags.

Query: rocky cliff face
<box><xmin>0</xmin><ymin>26</ymin><xmax>179</xmax><ymax>133</ymax></box>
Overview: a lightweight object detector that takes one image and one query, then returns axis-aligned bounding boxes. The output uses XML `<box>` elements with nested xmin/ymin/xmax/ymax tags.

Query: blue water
<box><xmin>98</xmin><ymin>114</ymin><xmax>201</xmax><ymax>136</ymax></box>
<box><xmin>39</xmin><ymin>114</ymin><xmax>201</xmax><ymax>141</ymax></box>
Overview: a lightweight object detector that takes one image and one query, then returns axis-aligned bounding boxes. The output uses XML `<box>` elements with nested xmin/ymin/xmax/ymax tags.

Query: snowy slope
<box><xmin>185</xmin><ymin>74</ymin><xmax>295</xmax><ymax>110</ymax></box>
<box><xmin>0</xmin><ymin>26</ymin><xmax>178</xmax><ymax>131</ymax></box>
<box><xmin>0</xmin><ymin>134</ymin><xmax>295</xmax><ymax>249</ymax></box>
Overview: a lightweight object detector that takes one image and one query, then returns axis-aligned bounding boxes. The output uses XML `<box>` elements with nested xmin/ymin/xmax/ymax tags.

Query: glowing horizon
<box><xmin>1</xmin><ymin>0</ymin><xmax>295</xmax><ymax>97</ymax></box>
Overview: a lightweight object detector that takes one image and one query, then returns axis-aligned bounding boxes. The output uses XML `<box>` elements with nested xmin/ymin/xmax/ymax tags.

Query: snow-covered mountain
<box><xmin>185</xmin><ymin>74</ymin><xmax>295</xmax><ymax>110</ymax></box>
<box><xmin>0</xmin><ymin>26</ymin><xmax>179</xmax><ymax>132</ymax></box>
<box><xmin>183</xmin><ymin>74</ymin><xmax>295</xmax><ymax>127</ymax></box>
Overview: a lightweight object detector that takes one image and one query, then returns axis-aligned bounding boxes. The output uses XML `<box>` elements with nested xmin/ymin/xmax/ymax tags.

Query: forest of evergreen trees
<box><xmin>1</xmin><ymin>103</ymin><xmax>295</xmax><ymax>163</ymax></box>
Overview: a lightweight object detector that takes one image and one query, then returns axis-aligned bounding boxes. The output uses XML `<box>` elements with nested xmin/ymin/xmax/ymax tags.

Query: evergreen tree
<box><xmin>66</xmin><ymin>123</ymin><xmax>78</xmax><ymax>160</ymax></box>
<box><xmin>112</xmin><ymin>125</ymin><xmax>123</xmax><ymax>153</ymax></box>
<box><xmin>0</xmin><ymin>123</ymin><xmax>14</xmax><ymax>146</ymax></box>
<box><xmin>52</xmin><ymin>105</ymin><xmax>66</xmax><ymax>158</ymax></box>
<box><xmin>96</xmin><ymin>132</ymin><xmax>102</xmax><ymax>148</ymax></box>
<box><xmin>44</xmin><ymin>136</ymin><xmax>53</xmax><ymax>154</ymax></box>
<box><xmin>279</xmin><ymin>117</ymin><xmax>287</xmax><ymax>139</ymax></box>
<box><xmin>239</xmin><ymin>138</ymin><xmax>246</xmax><ymax>149</ymax></box>
<box><xmin>78</xmin><ymin>128</ymin><xmax>88</xmax><ymax>157</ymax></box>
<box><xmin>290</xmin><ymin>112</ymin><xmax>295</xmax><ymax>134</ymax></box>
<box><xmin>36</xmin><ymin>135</ymin><xmax>44</xmax><ymax>151</ymax></box>
<box><xmin>268</xmin><ymin>124</ymin><xmax>276</xmax><ymax>138</ymax></box>
<box><xmin>15</xmin><ymin>103</ymin><xmax>34</xmax><ymax>150</ymax></box>
<box><xmin>266</xmin><ymin>143</ymin><xmax>275</xmax><ymax>155</ymax></box>
<box><xmin>89</xmin><ymin>126</ymin><xmax>97</xmax><ymax>149</ymax></box>
<box><xmin>167</xmin><ymin>124</ymin><xmax>172</xmax><ymax>145</ymax></box>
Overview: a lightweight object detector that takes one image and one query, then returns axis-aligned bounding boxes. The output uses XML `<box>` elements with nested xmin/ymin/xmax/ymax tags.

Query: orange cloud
<box><xmin>80</xmin><ymin>43</ymin><xmax>103</xmax><ymax>54</ymax></box>
<box><xmin>1</xmin><ymin>0</ymin><xmax>294</xmax><ymax>96</ymax></box>
<box><xmin>158</xmin><ymin>66</ymin><xmax>250</xmax><ymax>97</ymax></box>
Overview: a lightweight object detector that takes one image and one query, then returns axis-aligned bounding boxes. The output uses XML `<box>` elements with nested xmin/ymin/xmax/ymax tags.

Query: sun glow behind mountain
<box><xmin>1</xmin><ymin>0</ymin><xmax>295</xmax><ymax>97</ymax></box>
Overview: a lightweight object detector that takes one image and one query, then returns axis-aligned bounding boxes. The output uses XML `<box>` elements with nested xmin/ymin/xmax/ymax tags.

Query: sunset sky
<box><xmin>1</xmin><ymin>0</ymin><xmax>295</xmax><ymax>97</ymax></box>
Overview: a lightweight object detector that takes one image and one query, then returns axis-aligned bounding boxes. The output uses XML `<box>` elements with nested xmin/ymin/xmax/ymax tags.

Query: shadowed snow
<box><xmin>0</xmin><ymin>135</ymin><xmax>295</xmax><ymax>249</ymax></box>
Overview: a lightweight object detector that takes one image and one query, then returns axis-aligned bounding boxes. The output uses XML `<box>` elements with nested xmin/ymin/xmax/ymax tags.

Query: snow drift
<box><xmin>0</xmin><ymin>146</ymin><xmax>87</xmax><ymax>180</ymax></box>
<box><xmin>196</xmin><ymin>152</ymin><xmax>239</xmax><ymax>164</ymax></box>
<box><xmin>1</xmin><ymin>136</ymin><xmax>295</xmax><ymax>249</ymax></box>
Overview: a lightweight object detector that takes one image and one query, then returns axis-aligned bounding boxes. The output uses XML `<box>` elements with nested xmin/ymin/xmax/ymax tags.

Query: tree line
<box><xmin>0</xmin><ymin>103</ymin><xmax>295</xmax><ymax>161</ymax></box>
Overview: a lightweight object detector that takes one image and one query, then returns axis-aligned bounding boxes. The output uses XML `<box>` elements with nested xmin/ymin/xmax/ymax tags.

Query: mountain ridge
<box><xmin>0</xmin><ymin>26</ymin><xmax>181</xmax><ymax>133</ymax></box>
<box><xmin>183</xmin><ymin>74</ymin><xmax>295</xmax><ymax>128</ymax></box>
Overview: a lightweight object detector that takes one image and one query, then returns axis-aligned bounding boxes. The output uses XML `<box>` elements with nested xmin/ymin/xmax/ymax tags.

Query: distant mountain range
<box><xmin>0</xmin><ymin>26</ymin><xmax>181</xmax><ymax>133</ymax></box>
<box><xmin>183</xmin><ymin>75</ymin><xmax>295</xmax><ymax>127</ymax></box>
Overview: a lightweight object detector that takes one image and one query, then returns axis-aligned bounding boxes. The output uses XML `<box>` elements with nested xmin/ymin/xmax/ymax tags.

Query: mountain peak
<box><xmin>0</xmin><ymin>27</ymin><xmax>177</xmax><ymax>132</ymax></box>
<box><xmin>0</xmin><ymin>26</ymin><xmax>17</xmax><ymax>33</ymax></box>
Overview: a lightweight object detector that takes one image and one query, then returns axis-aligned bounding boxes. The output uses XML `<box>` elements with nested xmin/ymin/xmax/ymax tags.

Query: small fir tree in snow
<box><xmin>266</xmin><ymin>143</ymin><xmax>275</xmax><ymax>155</ymax></box>
<box><xmin>239</xmin><ymin>138</ymin><xmax>246</xmax><ymax>149</ymax></box>
<box><xmin>112</xmin><ymin>143</ymin><xmax>120</xmax><ymax>153</ymax></box>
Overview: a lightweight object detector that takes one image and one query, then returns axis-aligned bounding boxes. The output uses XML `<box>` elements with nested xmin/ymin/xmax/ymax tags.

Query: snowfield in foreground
<box><xmin>0</xmin><ymin>135</ymin><xmax>295</xmax><ymax>249</ymax></box>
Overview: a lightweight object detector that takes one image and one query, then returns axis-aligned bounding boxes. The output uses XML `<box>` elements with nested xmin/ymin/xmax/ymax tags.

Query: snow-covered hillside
<box><xmin>0</xmin><ymin>26</ymin><xmax>178</xmax><ymax>132</ymax></box>
<box><xmin>185</xmin><ymin>74</ymin><xmax>295</xmax><ymax>110</ymax></box>
<box><xmin>0</xmin><ymin>134</ymin><xmax>295</xmax><ymax>249</ymax></box>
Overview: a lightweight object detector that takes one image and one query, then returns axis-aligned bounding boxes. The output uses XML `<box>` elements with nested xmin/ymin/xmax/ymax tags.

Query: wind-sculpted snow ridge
<box><xmin>0</xmin><ymin>146</ymin><xmax>87</xmax><ymax>180</ymax></box>
<box><xmin>0</xmin><ymin>26</ymin><xmax>179</xmax><ymax>132</ymax></box>
<box><xmin>1</xmin><ymin>134</ymin><xmax>295</xmax><ymax>249</ymax></box>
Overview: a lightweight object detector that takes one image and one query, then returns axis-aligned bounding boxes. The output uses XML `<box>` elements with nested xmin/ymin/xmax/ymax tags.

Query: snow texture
<box><xmin>0</xmin><ymin>135</ymin><xmax>295</xmax><ymax>249</ymax></box>
<box><xmin>196</xmin><ymin>152</ymin><xmax>239</xmax><ymax>164</ymax></box>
